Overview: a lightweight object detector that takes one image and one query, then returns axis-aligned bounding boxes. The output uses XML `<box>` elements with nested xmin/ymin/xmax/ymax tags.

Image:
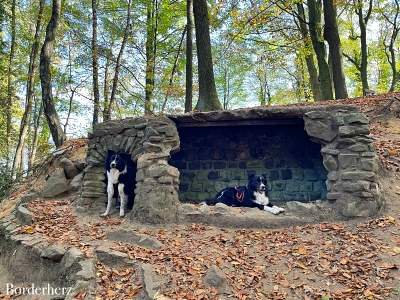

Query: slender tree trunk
<box><xmin>18</xmin><ymin>139</ymin><xmax>24</xmax><ymax>173</ymax></box>
<box><xmin>355</xmin><ymin>0</ymin><xmax>372</xmax><ymax>94</ymax></box>
<box><xmin>307</xmin><ymin>0</ymin><xmax>333</xmax><ymax>100</ymax></box>
<box><xmin>91</xmin><ymin>0</ymin><xmax>100</xmax><ymax>126</ymax></box>
<box><xmin>161</xmin><ymin>27</ymin><xmax>186</xmax><ymax>112</ymax></box>
<box><xmin>102</xmin><ymin>52</ymin><xmax>111</xmax><ymax>120</ymax></box>
<box><xmin>5</xmin><ymin>0</ymin><xmax>16</xmax><ymax>170</ymax></box>
<box><xmin>322</xmin><ymin>0</ymin><xmax>348</xmax><ymax>99</ymax></box>
<box><xmin>104</xmin><ymin>0</ymin><xmax>132</xmax><ymax>121</ymax></box>
<box><xmin>185</xmin><ymin>0</ymin><xmax>193</xmax><ymax>112</ymax></box>
<box><xmin>382</xmin><ymin>1</ymin><xmax>400</xmax><ymax>92</ymax></box>
<box><xmin>193</xmin><ymin>0</ymin><xmax>222</xmax><ymax>111</ymax></box>
<box><xmin>28</xmin><ymin>99</ymin><xmax>43</xmax><ymax>171</ymax></box>
<box><xmin>296</xmin><ymin>3</ymin><xmax>321</xmax><ymax>101</ymax></box>
<box><xmin>0</xmin><ymin>2</ymin><xmax>5</xmax><ymax>53</ymax></box>
<box><xmin>388</xmin><ymin>32</ymin><xmax>399</xmax><ymax>92</ymax></box>
<box><xmin>12</xmin><ymin>0</ymin><xmax>45</xmax><ymax>178</ymax></box>
<box><xmin>64</xmin><ymin>90</ymin><xmax>75</xmax><ymax>134</ymax></box>
<box><xmin>39</xmin><ymin>0</ymin><xmax>66</xmax><ymax>147</ymax></box>
<box><xmin>145</xmin><ymin>0</ymin><xmax>156</xmax><ymax>114</ymax></box>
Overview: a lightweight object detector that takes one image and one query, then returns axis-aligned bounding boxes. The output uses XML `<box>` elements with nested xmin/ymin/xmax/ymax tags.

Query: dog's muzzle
<box><xmin>110</xmin><ymin>163</ymin><xmax>116</xmax><ymax>168</ymax></box>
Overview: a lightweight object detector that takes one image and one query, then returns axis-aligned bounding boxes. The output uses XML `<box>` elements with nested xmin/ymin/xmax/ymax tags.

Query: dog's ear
<box><xmin>262</xmin><ymin>174</ymin><xmax>267</xmax><ymax>180</ymax></box>
<box><xmin>248</xmin><ymin>174</ymin><xmax>255</xmax><ymax>180</ymax></box>
<box><xmin>107</xmin><ymin>150</ymin><xmax>115</xmax><ymax>157</ymax></box>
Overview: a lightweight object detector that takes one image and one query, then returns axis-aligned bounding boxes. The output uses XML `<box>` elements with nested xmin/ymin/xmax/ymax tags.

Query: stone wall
<box><xmin>304</xmin><ymin>110</ymin><xmax>381</xmax><ymax>217</ymax></box>
<box><xmin>80</xmin><ymin>104</ymin><xmax>382</xmax><ymax>223</ymax></box>
<box><xmin>170</xmin><ymin>125</ymin><xmax>327</xmax><ymax>203</ymax></box>
<box><xmin>80</xmin><ymin>116</ymin><xmax>181</xmax><ymax>223</ymax></box>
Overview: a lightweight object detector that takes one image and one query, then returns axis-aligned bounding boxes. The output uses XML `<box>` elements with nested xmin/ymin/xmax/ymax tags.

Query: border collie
<box><xmin>208</xmin><ymin>174</ymin><xmax>285</xmax><ymax>215</ymax></box>
<box><xmin>102</xmin><ymin>151</ymin><xmax>135</xmax><ymax>217</ymax></box>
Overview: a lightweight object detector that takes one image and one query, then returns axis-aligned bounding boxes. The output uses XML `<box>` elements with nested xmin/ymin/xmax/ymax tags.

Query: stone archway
<box><xmin>80</xmin><ymin>116</ymin><xmax>181</xmax><ymax>223</ymax></box>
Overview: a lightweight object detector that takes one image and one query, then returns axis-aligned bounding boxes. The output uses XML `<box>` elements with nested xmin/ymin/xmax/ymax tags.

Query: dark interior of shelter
<box><xmin>170</xmin><ymin>119</ymin><xmax>328</xmax><ymax>204</ymax></box>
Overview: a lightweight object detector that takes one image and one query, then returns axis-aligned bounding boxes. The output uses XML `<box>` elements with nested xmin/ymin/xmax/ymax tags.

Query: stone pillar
<box><xmin>131</xmin><ymin>118</ymin><xmax>180</xmax><ymax>223</ymax></box>
<box><xmin>304</xmin><ymin>108</ymin><xmax>382</xmax><ymax>217</ymax></box>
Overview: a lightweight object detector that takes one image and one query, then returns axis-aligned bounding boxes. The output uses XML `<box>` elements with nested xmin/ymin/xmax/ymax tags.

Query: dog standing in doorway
<box><xmin>102</xmin><ymin>151</ymin><xmax>135</xmax><ymax>217</ymax></box>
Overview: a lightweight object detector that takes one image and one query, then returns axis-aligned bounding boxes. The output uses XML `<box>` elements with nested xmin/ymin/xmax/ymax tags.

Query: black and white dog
<box><xmin>208</xmin><ymin>174</ymin><xmax>285</xmax><ymax>214</ymax></box>
<box><xmin>102</xmin><ymin>151</ymin><xmax>135</xmax><ymax>217</ymax></box>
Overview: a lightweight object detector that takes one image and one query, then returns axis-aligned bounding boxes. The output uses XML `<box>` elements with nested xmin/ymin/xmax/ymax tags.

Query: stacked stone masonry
<box><xmin>81</xmin><ymin>116</ymin><xmax>181</xmax><ymax>223</ymax></box>
<box><xmin>81</xmin><ymin>105</ymin><xmax>382</xmax><ymax>222</ymax></box>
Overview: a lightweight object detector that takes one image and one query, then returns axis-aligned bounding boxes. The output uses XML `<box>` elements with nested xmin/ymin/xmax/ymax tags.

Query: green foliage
<box><xmin>1</xmin><ymin>0</ymin><xmax>400</xmax><ymax>177</ymax></box>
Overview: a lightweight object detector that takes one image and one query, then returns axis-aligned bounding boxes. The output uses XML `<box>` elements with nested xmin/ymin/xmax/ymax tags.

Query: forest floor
<box><xmin>1</xmin><ymin>94</ymin><xmax>400</xmax><ymax>300</ymax></box>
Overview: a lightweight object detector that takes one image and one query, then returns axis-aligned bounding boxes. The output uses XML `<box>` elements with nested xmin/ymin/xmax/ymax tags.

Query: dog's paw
<box><xmin>276</xmin><ymin>206</ymin><xmax>285</xmax><ymax>213</ymax></box>
<box><xmin>271</xmin><ymin>207</ymin><xmax>281</xmax><ymax>215</ymax></box>
<box><xmin>101</xmin><ymin>212</ymin><xmax>109</xmax><ymax>217</ymax></box>
<box><xmin>119</xmin><ymin>211</ymin><xmax>125</xmax><ymax>218</ymax></box>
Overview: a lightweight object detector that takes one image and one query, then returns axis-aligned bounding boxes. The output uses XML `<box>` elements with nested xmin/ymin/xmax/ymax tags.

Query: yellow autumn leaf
<box><xmin>23</xmin><ymin>226</ymin><xmax>34</xmax><ymax>234</ymax></box>
<box><xmin>392</xmin><ymin>247</ymin><xmax>400</xmax><ymax>254</ymax></box>
<box><xmin>296</xmin><ymin>245</ymin><xmax>308</xmax><ymax>255</ymax></box>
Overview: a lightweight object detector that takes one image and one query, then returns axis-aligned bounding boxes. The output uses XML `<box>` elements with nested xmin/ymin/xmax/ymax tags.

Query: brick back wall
<box><xmin>170</xmin><ymin>124</ymin><xmax>327</xmax><ymax>203</ymax></box>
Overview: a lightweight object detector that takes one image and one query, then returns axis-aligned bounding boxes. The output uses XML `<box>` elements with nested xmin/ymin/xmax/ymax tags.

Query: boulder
<box><xmin>70</xmin><ymin>173</ymin><xmax>83</xmax><ymax>191</ymax></box>
<box><xmin>106</xmin><ymin>230</ymin><xmax>162</xmax><ymax>249</ymax></box>
<box><xmin>60</xmin><ymin>157</ymin><xmax>80</xmax><ymax>179</ymax></box>
<box><xmin>41</xmin><ymin>168</ymin><xmax>70</xmax><ymax>198</ymax></box>
<box><xmin>203</xmin><ymin>265</ymin><xmax>228</xmax><ymax>292</ymax></box>
<box><xmin>62</xmin><ymin>247</ymin><xmax>84</xmax><ymax>269</ymax></box>
<box><xmin>16</xmin><ymin>204</ymin><xmax>33</xmax><ymax>225</ymax></box>
<box><xmin>75</xmin><ymin>259</ymin><xmax>96</xmax><ymax>280</ymax></box>
<box><xmin>140</xmin><ymin>264</ymin><xmax>167</xmax><ymax>299</ymax></box>
<box><xmin>74</xmin><ymin>159</ymin><xmax>86</xmax><ymax>171</ymax></box>
<box><xmin>95</xmin><ymin>245</ymin><xmax>129</xmax><ymax>267</ymax></box>
<box><xmin>40</xmin><ymin>244</ymin><xmax>66</xmax><ymax>262</ymax></box>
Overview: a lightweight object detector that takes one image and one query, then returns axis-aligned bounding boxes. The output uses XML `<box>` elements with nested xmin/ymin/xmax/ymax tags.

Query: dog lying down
<box><xmin>102</xmin><ymin>151</ymin><xmax>135</xmax><ymax>217</ymax></box>
<box><xmin>206</xmin><ymin>174</ymin><xmax>285</xmax><ymax>215</ymax></box>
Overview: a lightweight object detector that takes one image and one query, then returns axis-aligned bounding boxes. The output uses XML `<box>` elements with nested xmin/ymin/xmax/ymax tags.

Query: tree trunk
<box><xmin>91</xmin><ymin>0</ymin><xmax>100</xmax><ymax>126</ymax></box>
<box><xmin>28</xmin><ymin>99</ymin><xmax>43</xmax><ymax>172</ymax></box>
<box><xmin>185</xmin><ymin>0</ymin><xmax>193</xmax><ymax>113</ymax></box>
<box><xmin>161</xmin><ymin>27</ymin><xmax>186</xmax><ymax>112</ymax></box>
<box><xmin>104</xmin><ymin>0</ymin><xmax>132</xmax><ymax>121</ymax></box>
<box><xmin>145</xmin><ymin>0</ymin><xmax>156</xmax><ymax>115</ymax></box>
<box><xmin>39</xmin><ymin>0</ymin><xmax>66</xmax><ymax>147</ymax></box>
<box><xmin>323</xmin><ymin>0</ymin><xmax>348</xmax><ymax>99</ymax></box>
<box><xmin>382</xmin><ymin>2</ymin><xmax>400</xmax><ymax>92</ymax></box>
<box><xmin>307</xmin><ymin>0</ymin><xmax>333</xmax><ymax>100</ymax></box>
<box><xmin>102</xmin><ymin>52</ymin><xmax>111</xmax><ymax>120</ymax></box>
<box><xmin>5</xmin><ymin>0</ymin><xmax>16</xmax><ymax>170</ymax></box>
<box><xmin>0</xmin><ymin>2</ymin><xmax>5</xmax><ymax>53</ymax></box>
<box><xmin>296</xmin><ymin>3</ymin><xmax>321</xmax><ymax>101</ymax></box>
<box><xmin>355</xmin><ymin>0</ymin><xmax>372</xmax><ymax>94</ymax></box>
<box><xmin>12</xmin><ymin>0</ymin><xmax>45</xmax><ymax>178</ymax></box>
<box><xmin>388</xmin><ymin>34</ymin><xmax>399</xmax><ymax>92</ymax></box>
<box><xmin>193</xmin><ymin>0</ymin><xmax>222</xmax><ymax>111</ymax></box>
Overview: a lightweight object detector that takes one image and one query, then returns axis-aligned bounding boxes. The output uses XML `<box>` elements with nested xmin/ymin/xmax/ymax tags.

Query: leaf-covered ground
<box><xmin>12</xmin><ymin>198</ymin><xmax>399</xmax><ymax>300</ymax></box>
<box><xmin>2</xmin><ymin>94</ymin><xmax>400</xmax><ymax>299</ymax></box>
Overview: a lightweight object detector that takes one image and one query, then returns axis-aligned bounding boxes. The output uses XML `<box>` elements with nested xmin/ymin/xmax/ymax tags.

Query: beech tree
<box><xmin>193</xmin><ymin>0</ymin><xmax>222</xmax><ymax>111</ymax></box>
<box><xmin>307</xmin><ymin>0</ymin><xmax>333</xmax><ymax>100</ymax></box>
<box><xmin>5</xmin><ymin>0</ymin><xmax>16</xmax><ymax>169</ymax></box>
<box><xmin>185</xmin><ymin>0</ymin><xmax>193</xmax><ymax>113</ymax></box>
<box><xmin>145</xmin><ymin>0</ymin><xmax>156</xmax><ymax>115</ymax></box>
<box><xmin>12</xmin><ymin>0</ymin><xmax>45</xmax><ymax>177</ymax></box>
<box><xmin>91</xmin><ymin>0</ymin><xmax>100</xmax><ymax>125</ymax></box>
<box><xmin>39</xmin><ymin>0</ymin><xmax>66</xmax><ymax>147</ymax></box>
<box><xmin>323</xmin><ymin>0</ymin><xmax>348</xmax><ymax>99</ymax></box>
<box><xmin>296</xmin><ymin>3</ymin><xmax>321</xmax><ymax>101</ymax></box>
